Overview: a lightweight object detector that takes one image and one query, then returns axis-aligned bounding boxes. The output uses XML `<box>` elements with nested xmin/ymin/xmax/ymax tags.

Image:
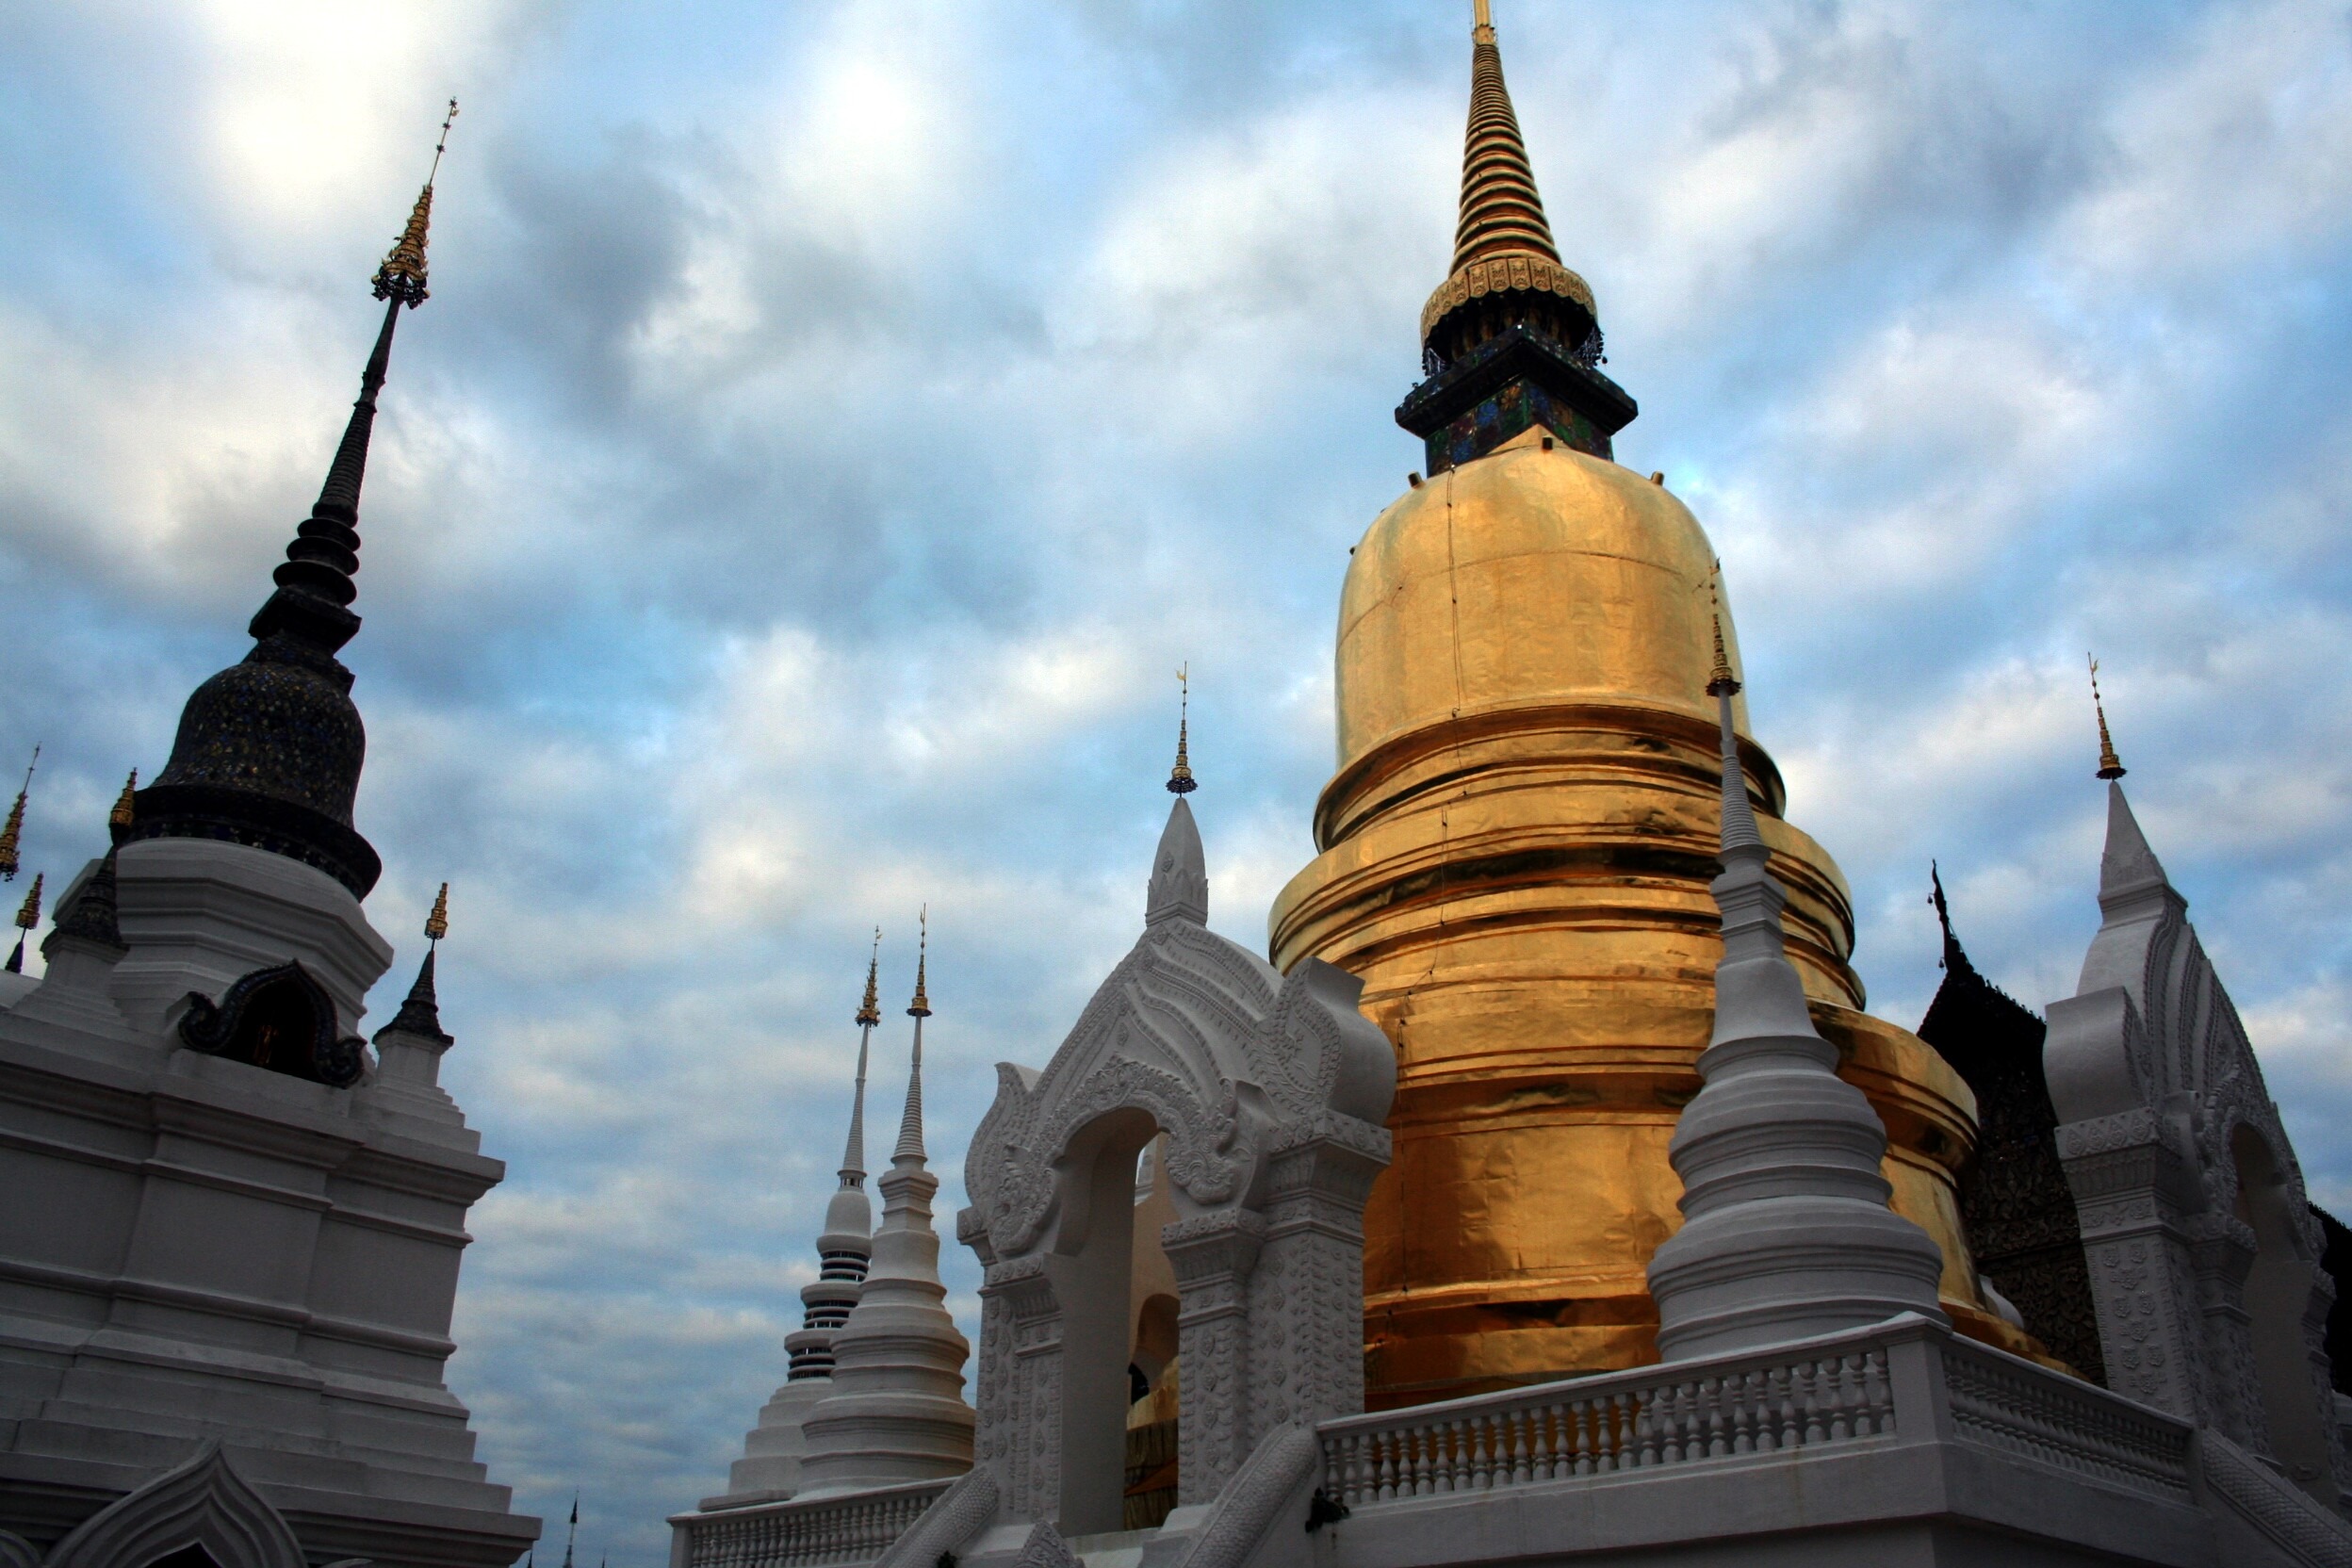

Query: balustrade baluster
<box><xmin>1864</xmin><ymin>1350</ymin><xmax>1892</xmax><ymax>1437</ymax></box>
<box><xmin>1541</xmin><ymin>1400</ymin><xmax>1568</xmax><ymax>1481</ymax></box>
<box><xmin>1571</xmin><ymin>1399</ymin><xmax>1595</xmax><ymax>1476</ymax></box>
<box><xmin>1469</xmin><ymin>1411</ymin><xmax>1494</xmax><ymax>1489</ymax></box>
<box><xmin>1378</xmin><ymin>1429</ymin><xmax>1400</xmax><ymax>1500</ymax></box>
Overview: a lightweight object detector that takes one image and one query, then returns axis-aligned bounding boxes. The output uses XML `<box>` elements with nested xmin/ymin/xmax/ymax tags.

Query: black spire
<box><xmin>125</xmin><ymin>110</ymin><xmax>454</xmax><ymax>900</ymax></box>
<box><xmin>374</xmin><ymin>947</ymin><xmax>451</xmax><ymax>1046</ymax></box>
<box><xmin>43</xmin><ymin>852</ymin><xmax>125</xmax><ymax>957</ymax></box>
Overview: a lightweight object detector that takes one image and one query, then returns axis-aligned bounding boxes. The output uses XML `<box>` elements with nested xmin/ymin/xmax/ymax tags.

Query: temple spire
<box><xmin>379</xmin><ymin>888</ymin><xmax>452</xmax><ymax>1046</ymax></box>
<box><xmin>842</xmin><ymin>929</ymin><xmax>879</xmax><ymax>1185</ymax></box>
<box><xmin>0</xmin><ymin>746</ymin><xmax>36</xmax><ymax>882</ymax></box>
<box><xmin>1167</xmin><ymin>663</ymin><xmax>1197</xmax><ymax>794</ymax></box>
<box><xmin>133</xmin><ymin>105</ymin><xmax>457</xmax><ymax>900</ymax></box>
<box><xmin>1453</xmin><ymin>1</ymin><xmax>1560</xmax><ymax>274</ymax></box>
<box><xmin>1645</xmin><ymin>622</ymin><xmax>1946</xmax><ymax>1357</ymax></box>
<box><xmin>2089</xmin><ymin>655</ymin><xmax>2126</xmax><ymax>780</ymax></box>
<box><xmin>896</xmin><ymin>909</ymin><xmax>929</xmax><ymax>1162</ymax></box>
<box><xmin>1405</xmin><ymin>2</ymin><xmax>1630</xmax><ymax>469</ymax></box>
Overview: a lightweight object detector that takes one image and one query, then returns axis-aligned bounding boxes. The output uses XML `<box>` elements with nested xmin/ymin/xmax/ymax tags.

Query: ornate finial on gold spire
<box><xmin>7</xmin><ymin>872</ymin><xmax>41</xmax><ymax>972</ymax></box>
<box><xmin>857</xmin><ymin>927</ymin><xmax>884</xmax><ymax>1026</ymax></box>
<box><xmin>424</xmin><ymin>881</ymin><xmax>450</xmax><ymax>943</ymax></box>
<box><xmin>2089</xmin><ymin>655</ymin><xmax>2126</xmax><ymax>780</ymax></box>
<box><xmin>1168</xmin><ymin>663</ymin><xmax>1198</xmax><ymax>795</ymax></box>
<box><xmin>1706</xmin><ymin>569</ymin><xmax>1741</xmax><ymax>697</ymax></box>
<box><xmin>906</xmin><ymin>906</ymin><xmax>931</xmax><ymax>1018</ymax></box>
<box><xmin>374</xmin><ymin>98</ymin><xmax>456</xmax><ymax>307</ymax></box>
<box><xmin>0</xmin><ymin>745</ymin><xmax>36</xmax><ymax>883</ymax></box>
<box><xmin>1473</xmin><ymin>0</ymin><xmax>1494</xmax><ymax>41</ymax></box>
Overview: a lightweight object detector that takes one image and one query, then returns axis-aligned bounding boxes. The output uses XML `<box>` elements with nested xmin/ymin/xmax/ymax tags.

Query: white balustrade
<box><xmin>679</xmin><ymin>1479</ymin><xmax>952</xmax><ymax>1568</ymax></box>
<box><xmin>1318</xmin><ymin>1316</ymin><xmax>2193</xmax><ymax>1512</ymax></box>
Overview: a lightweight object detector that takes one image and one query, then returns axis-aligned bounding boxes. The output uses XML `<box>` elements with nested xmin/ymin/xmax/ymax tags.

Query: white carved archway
<box><xmin>957</xmin><ymin>798</ymin><xmax>1395</xmax><ymax>1532</ymax></box>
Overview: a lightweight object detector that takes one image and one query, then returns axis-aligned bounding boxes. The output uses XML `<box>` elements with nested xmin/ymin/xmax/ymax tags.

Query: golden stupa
<box><xmin>1269</xmin><ymin>3</ymin><xmax>2032</xmax><ymax>1408</ymax></box>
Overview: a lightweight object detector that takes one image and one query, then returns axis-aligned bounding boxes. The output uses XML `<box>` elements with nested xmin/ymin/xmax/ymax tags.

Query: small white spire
<box><xmin>894</xmin><ymin>909</ymin><xmax>928</xmax><ymax>1164</ymax></box>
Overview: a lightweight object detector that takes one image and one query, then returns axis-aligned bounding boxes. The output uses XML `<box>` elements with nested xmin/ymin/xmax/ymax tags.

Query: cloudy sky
<box><xmin>7</xmin><ymin>0</ymin><xmax>2352</xmax><ymax>1559</ymax></box>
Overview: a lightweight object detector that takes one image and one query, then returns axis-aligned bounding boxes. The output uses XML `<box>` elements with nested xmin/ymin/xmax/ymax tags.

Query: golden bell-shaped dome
<box><xmin>1335</xmin><ymin>433</ymin><xmax>1747</xmax><ymax>774</ymax></box>
<box><xmin>1274</xmin><ymin>425</ymin><xmax>2021</xmax><ymax>1403</ymax></box>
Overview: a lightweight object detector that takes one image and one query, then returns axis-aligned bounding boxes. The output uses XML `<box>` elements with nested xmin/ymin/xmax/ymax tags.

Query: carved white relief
<box><xmin>954</xmin><ymin>796</ymin><xmax>1395</xmax><ymax>1526</ymax></box>
<box><xmin>2048</xmin><ymin>785</ymin><xmax>2344</xmax><ymax>1501</ymax></box>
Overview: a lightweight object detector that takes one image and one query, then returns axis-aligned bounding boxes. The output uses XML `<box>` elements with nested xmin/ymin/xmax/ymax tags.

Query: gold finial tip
<box><xmin>856</xmin><ymin>929</ymin><xmax>883</xmax><ymax>1025</ymax></box>
<box><xmin>423</xmin><ymin>882</ymin><xmax>449</xmax><ymax>942</ymax></box>
<box><xmin>1473</xmin><ymin>0</ymin><xmax>1494</xmax><ymax>34</ymax></box>
<box><xmin>13</xmin><ymin>873</ymin><xmax>41</xmax><ymax>930</ymax></box>
<box><xmin>109</xmin><ymin>770</ymin><xmax>138</xmax><ymax>830</ymax></box>
<box><xmin>2088</xmin><ymin>655</ymin><xmax>2126</xmax><ymax>780</ymax></box>
<box><xmin>373</xmin><ymin>101</ymin><xmax>454</xmax><ymax>306</ymax></box>
<box><xmin>907</xmin><ymin>906</ymin><xmax>931</xmax><ymax>1017</ymax></box>
<box><xmin>1704</xmin><ymin>573</ymin><xmax>1740</xmax><ymax>697</ymax></box>
<box><xmin>1167</xmin><ymin>663</ymin><xmax>1198</xmax><ymax>794</ymax></box>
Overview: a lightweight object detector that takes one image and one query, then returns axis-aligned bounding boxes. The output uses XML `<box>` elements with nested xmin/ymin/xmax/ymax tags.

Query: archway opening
<box><xmin>1048</xmin><ymin>1107</ymin><xmax>1160</xmax><ymax>1537</ymax></box>
<box><xmin>1123</xmin><ymin>1136</ymin><xmax>1183</xmax><ymax>1530</ymax></box>
<box><xmin>144</xmin><ymin>1548</ymin><xmax>223</xmax><ymax>1568</ymax></box>
<box><xmin>2231</xmin><ymin>1123</ymin><xmax>2336</xmax><ymax>1504</ymax></box>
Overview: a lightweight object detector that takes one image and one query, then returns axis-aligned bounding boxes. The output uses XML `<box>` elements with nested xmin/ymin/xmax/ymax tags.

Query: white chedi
<box><xmin>716</xmin><ymin>956</ymin><xmax>883</xmax><ymax>1505</ymax></box>
<box><xmin>1644</xmin><ymin>640</ymin><xmax>1947</xmax><ymax>1360</ymax></box>
<box><xmin>796</xmin><ymin>937</ymin><xmax>975</xmax><ymax>1494</ymax></box>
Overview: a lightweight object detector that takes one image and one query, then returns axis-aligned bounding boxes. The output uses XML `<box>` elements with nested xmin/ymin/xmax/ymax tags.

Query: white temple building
<box><xmin>0</xmin><ymin>138</ymin><xmax>538</xmax><ymax>1568</ymax></box>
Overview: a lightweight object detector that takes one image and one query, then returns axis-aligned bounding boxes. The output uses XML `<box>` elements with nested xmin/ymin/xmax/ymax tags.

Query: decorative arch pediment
<box><xmin>178</xmin><ymin>961</ymin><xmax>367</xmax><ymax>1087</ymax></box>
<box><xmin>44</xmin><ymin>1441</ymin><xmax>309</xmax><ymax>1568</ymax></box>
<box><xmin>958</xmin><ymin>796</ymin><xmax>1397</xmax><ymax>1524</ymax></box>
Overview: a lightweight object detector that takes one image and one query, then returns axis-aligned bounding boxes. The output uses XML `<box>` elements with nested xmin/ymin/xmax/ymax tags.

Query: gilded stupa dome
<box><xmin>1273</xmin><ymin>5</ymin><xmax>2042</xmax><ymax>1406</ymax></box>
<box><xmin>1335</xmin><ymin>431</ymin><xmax>1747</xmax><ymax>776</ymax></box>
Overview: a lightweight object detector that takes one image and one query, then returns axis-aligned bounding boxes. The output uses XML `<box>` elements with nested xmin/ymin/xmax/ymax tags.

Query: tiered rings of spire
<box><xmin>1398</xmin><ymin>7</ymin><xmax>1635</xmax><ymax>475</ymax></box>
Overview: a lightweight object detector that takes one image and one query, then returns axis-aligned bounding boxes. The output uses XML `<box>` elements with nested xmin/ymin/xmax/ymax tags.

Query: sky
<box><xmin>5</xmin><ymin>0</ymin><xmax>2352</xmax><ymax>1560</ymax></box>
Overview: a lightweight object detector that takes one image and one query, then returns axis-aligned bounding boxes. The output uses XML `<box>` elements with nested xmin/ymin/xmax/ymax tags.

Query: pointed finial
<box><xmin>2089</xmin><ymin>655</ymin><xmax>2126</xmax><ymax>780</ymax></box>
<box><xmin>1474</xmin><ymin>0</ymin><xmax>1494</xmax><ymax>39</ymax></box>
<box><xmin>374</xmin><ymin>99</ymin><xmax>456</xmax><ymax>307</ymax></box>
<box><xmin>856</xmin><ymin>925</ymin><xmax>884</xmax><ymax>1025</ymax></box>
<box><xmin>0</xmin><ymin>744</ymin><xmax>39</xmax><ymax>882</ymax></box>
<box><xmin>423</xmin><ymin>881</ymin><xmax>449</xmax><ymax>943</ymax></box>
<box><xmin>108</xmin><ymin>768</ymin><xmax>137</xmax><ymax>843</ymax></box>
<box><xmin>8</xmin><ymin>872</ymin><xmax>41</xmax><ymax>970</ymax></box>
<box><xmin>1706</xmin><ymin>569</ymin><xmax>1740</xmax><ymax>697</ymax></box>
<box><xmin>906</xmin><ymin>906</ymin><xmax>931</xmax><ymax>1018</ymax></box>
<box><xmin>1168</xmin><ymin>663</ymin><xmax>1198</xmax><ymax>794</ymax></box>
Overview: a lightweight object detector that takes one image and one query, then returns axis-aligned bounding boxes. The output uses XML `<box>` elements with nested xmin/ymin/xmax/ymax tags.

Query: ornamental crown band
<box><xmin>1420</xmin><ymin>251</ymin><xmax>1596</xmax><ymax>341</ymax></box>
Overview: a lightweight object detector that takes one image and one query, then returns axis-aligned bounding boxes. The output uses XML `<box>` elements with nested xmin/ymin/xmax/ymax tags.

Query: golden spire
<box><xmin>1454</xmin><ymin>0</ymin><xmax>1558</xmax><ymax>271</ymax></box>
<box><xmin>0</xmin><ymin>745</ymin><xmax>35</xmax><ymax>882</ymax></box>
<box><xmin>373</xmin><ymin>99</ymin><xmax>456</xmax><ymax>306</ymax></box>
<box><xmin>2089</xmin><ymin>655</ymin><xmax>2126</xmax><ymax>780</ymax></box>
<box><xmin>4</xmin><ymin>872</ymin><xmax>37</xmax><ymax>974</ymax></box>
<box><xmin>1418</xmin><ymin>1</ymin><xmax>1596</xmax><ymax>355</ymax></box>
<box><xmin>109</xmin><ymin>770</ymin><xmax>137</xmax><ymax>833</ymax></box>
<box><xmin>856</xmin><ymin>926</ymin><xmax>883</xmax><ymax>1026</ymax></box>
<box><xmin>906</xmin><ymin>906</ymin><xmax>931</xmax><ymax>1018</ymax></box>
<box><xmin>1705</xmin><ymin>569</ymin><xmax>1740</xmax><ymax>696</ymax></box>
<box><xmin>1167</xmin><ymin>663</ymin><xmax>1198</xmax><ymax>795</ymax></box>
<box><xmin>424</xmin><ymin>881</ymin><xmax>450</xmax><ymax>943</ymax></box>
